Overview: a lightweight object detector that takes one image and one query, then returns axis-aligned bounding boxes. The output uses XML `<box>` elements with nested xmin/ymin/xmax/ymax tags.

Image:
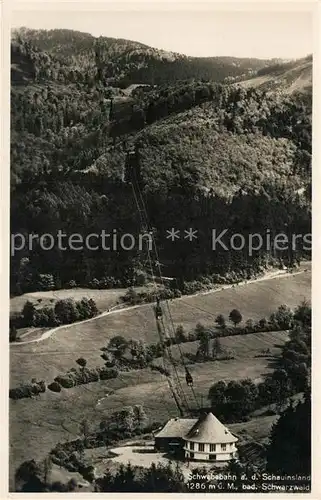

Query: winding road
<box><xmin>12</xmin><ymin>263</ymin><xmax>310</xmax><ymax>346</ymax></box>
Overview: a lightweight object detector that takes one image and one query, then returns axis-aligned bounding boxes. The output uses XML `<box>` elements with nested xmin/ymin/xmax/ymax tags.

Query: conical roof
<box><xmin>185</xmin><ymin>412</ymin><xmax>238</xmax><ymax>444</ymax></box>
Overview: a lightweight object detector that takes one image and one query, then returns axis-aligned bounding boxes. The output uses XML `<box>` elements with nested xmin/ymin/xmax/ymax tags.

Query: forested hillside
<box><xmin>10</xmin><ymin>28</ymin><xmax>312</xmax><ymax>295</ymax></box>
<box><xmin>237</xmin><ymin>55</ymin><xmax>312</xmax><ymax>94</ymax></box>
<box><xmin>12</xmin><ymin>27</ymin><xmax>274</xmax><ymax>86</ymax></box>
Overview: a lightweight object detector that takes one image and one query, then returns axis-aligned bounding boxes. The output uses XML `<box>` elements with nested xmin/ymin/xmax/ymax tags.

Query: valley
<box><xmin>9</xmin><ymin>25</ymin><xmax>312</xmax><ymax>493</ymax></box>
<box><xmin>10</xmin><ymin>264</ymin><xmax>311</xmax><ymax>488</ymax></box>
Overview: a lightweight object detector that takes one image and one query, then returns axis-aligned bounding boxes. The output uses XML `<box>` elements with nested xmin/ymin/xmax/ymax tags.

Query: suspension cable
<box><xmin>160</xmin><ymin>316</ymin><xmax>191</xmax><ymax>415</ymax></box>
<box><xmin>130</xmin><ymin>168</ymin><xmax>192</xmax><ymax>412</ymax></box>
<box><xmin>132</xmin><ymin>168</ymin><xmax>200</xmax><ymax>412</ymax></box>
<box><xmin>130</xmin><ymin>177</ymin><xmax>188</xmax><ymax>416</ymax></box>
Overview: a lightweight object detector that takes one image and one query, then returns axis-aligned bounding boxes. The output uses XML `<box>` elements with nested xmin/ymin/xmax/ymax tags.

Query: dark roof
<box><xmin>154</xmin><ymin>418</ymin><xmax>197</xmax><ymax>439</ymax></box>
<box><xmin>155</xmin><ymin>413</ymin><xmax>238</xmax><ymax>444</ymax></box>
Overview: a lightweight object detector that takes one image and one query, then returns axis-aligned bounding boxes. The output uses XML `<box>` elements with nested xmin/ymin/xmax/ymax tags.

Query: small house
<box><xmin>154</xmin><ymin>412</ymin><xmax>238</xmax><ymax>462</ymax></box>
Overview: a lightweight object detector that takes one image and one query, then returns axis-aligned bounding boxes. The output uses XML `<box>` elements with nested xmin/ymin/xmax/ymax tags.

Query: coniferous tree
<box><xmin>266</xmin><ymin>392</ymin><xmax>311</xmax><ymax>475</ymax></box>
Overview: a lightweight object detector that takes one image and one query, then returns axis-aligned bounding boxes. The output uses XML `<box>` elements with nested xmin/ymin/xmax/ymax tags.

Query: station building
<box><xmin>154</xmin><ymin>412</ymin><xmax>238</xmax><ymax>462</ymax></box>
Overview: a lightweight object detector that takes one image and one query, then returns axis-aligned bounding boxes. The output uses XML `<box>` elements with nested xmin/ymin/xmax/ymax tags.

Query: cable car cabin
<box><xmin>154</xmin><ymin>298</ymin><xmax>163</xmax><ymax>320</ymax></box>
<box><xmin>185</xmin><ymin>368</ymin><xmax>193</xmax><ymax>387</ymax></box>
<box><xmin>123</xmin><ymin>150</ymin><xmax>142</xmax><ymax>185</ymax></box>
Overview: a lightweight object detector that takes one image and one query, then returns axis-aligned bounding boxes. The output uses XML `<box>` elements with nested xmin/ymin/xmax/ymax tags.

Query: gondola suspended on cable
<box><xmin>154</xmin><ymin>297</ymin><xmax>163</xmax><ymax>320</ymax></box>
<box><xmin>185</xmin><ymin>367</ymin><xmax>194</xmax><ymax>387</ymax></box>
<box><xmin>123</xmin><ymin>147</ymin><xmax>142</xmax><ymax>185</ymax></box>
<box><xmin>123</xmin><ymin>146</ymin><xmax>201</xmax><ymax>418</ymax></box>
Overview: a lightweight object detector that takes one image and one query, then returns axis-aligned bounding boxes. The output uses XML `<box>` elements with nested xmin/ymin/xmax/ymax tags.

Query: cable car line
<box><xmin>125</xmin><ymin>149</ymin><xmax>201</xmax><ymax>416</ymax></box>
<box><xmin>135</xmin><ymin>177</ymin><xmax>199</xmax><ymax>405</ymax></box>
<box><xmin>129</xmin><ymin>164</ymin><xmax>190</xmax><ymax>416</ymax></box>
<box><xmin>133</xmin><ymin>169</ymin><xmax>200</xmax><ymax>410</ymax></box>
<box><xmin>128</xmin><ymin>154</ymin><xmax>191</xmax><ymax>413</ymax></box>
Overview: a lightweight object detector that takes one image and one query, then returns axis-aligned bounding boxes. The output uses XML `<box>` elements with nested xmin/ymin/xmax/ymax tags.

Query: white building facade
<box><xmin>184</xmin><ymin>439</ymin><xmax>238</xmax><ymax>461</ymax></box>
<box><xmin>183</xmin><ymin>412</ymin><xmax>238</xmax><ymax>462</ymax></box>
<box><xmin>154</xmin><ymin>412</ymin><xmax>238</xmax><ymax>463</ymax></box>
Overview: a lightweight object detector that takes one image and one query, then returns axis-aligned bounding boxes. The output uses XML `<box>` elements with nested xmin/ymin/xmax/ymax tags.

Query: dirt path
<box><xmin>12</xmin><ymin>263</ymin><xmax>310</xmax><ymax>346</ymax></box>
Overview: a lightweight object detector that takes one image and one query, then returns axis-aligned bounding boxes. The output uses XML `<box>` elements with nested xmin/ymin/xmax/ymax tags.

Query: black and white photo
<box><xmin>8</xmin><ymin>1</ymin><xmax>313</xmax><ymax>494</ymax></box>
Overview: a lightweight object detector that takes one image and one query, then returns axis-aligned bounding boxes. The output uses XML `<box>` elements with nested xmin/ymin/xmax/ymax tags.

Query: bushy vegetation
<box><xmin>14</xmin><ymin>455</ymin><xmax>91</xmax><ymax>492</ymax></box>
<box><xmin>47</xmin><ymin>381</ymin><xmax>61</xmax><ymax>393</ymax></box>
<box><xmin>12</xmin><ymin>297</ymin><xmax>99</xmax><ymax>331</ymax></box>
<box><xmin>10</xmin><ymin>301</ymin><xmax>307</xmax><ymax>402</ymax></box>
<box><xmin>96</xmin><ymin>461</ymin><xmax>186</xmax><ymax>492</ymax></box>
<box><xmin>10</xmin><ymin>29</ymin><xmax>311</xmax><ymax>296</ymax></box>
<box><xmin>49</xmin><ymin>365</ymin><xmax>118</xmax><ymax>391</ymax></box>
<box><xmin>15</xmin><ymin>392</ymin><xmax>311</xmax><ymax>491</ymax></box>
<box><xmin>266</xmin><ymin>391</ymin><xmax>310</xmax><ymax>475</ymax></box>
<box><xmin>9</xmin><ymin>380</ymin><xmax>46</xmax><ymax>400</ymax></box>
<box><xmin>208</xmin><ymin>302</ymin><xmax>311</xmax><ymax>421</ymax></box>
<box><xmin>10</xmin><ymin>28</ymin><xmax>312</xmax><ymax>494</ymax></box>
<box><xmin>122</xmin><ymin>286</ymin><xmax>181</xmax><ymax>306</ymax></box>
<box><xmin>11</xmin><ymin>28</ymin><xmax>272</xmax><ymax>88</ymax></box>
<box><xmin>54</xmin><ymin>367</ymin><xmax>99</xmax><ymax>388</ymax></box>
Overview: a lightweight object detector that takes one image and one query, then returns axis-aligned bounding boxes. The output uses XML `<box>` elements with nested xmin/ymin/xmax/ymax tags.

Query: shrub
<box><xmin>50</xmin><ymin>481</ymin><xmax>69</xmax><ymax>492</ymax></box>
<box><xmin>34</xmin><ymin>307</ymin><xmax>59</xmax><ymax>327</ymax></box>
<box><xmin>133</xmin><ymin>269</ymin><xmax>148</xmax><ymax>286</ymax></box>
<box><xmin>98</xmin><ymin>367</ymin><xmax>119</xmax><ymax>380</ymax></box>
<box><xmin>48</xmin><ymin>381</ymin><xmax>62</xmax><ymax>393</ymax></box>
<box><xmin>54</xmin><ymin>375</ymin><xmax>74</xmax><ymax>389</ymax></box>
<box><xmin>9</xmin><ymin>380</ymin><xmax>46</xmax><ymax>399</ymax></box>
<box><xmin>89</xmin><ymin>278</ymin><xmax>100</xmax><ymax>289</ymax></box>
<box><xmin>10</xmin><ymin>312</ymin><xmax>22</xmax><ymax>330</ymax></box>
<box><xmin>181</xmin><ymin>280</ymin><xmax>204</xmax><ymax>295</ymax></box>
<box><xmin>99</xmin><ymin>276</ymin><xmax>120</xmax><ymax>289</ymax></box>
<box><xmin>54</xmin><ymin>299</ymin><xmax>79</xmax><ymax>324</ymax></box>
<box><xmin>258</xmin><ymin>317</ymin><xmax>268</xmax><ymax>330</ymax></box>
<box><xmin>195</xmin><ymin>322</ymin><xmax>207</xmax><ymax>339</ymax></box>
<box><xmin>245</xmin><ymin>319</ymin><xmax>254</xmax><ymax>332</ymax></box>
<box><xmin>122</xmin><ymin>287</ymin><xmax>140</xmax><ymax>305</ymax></box>
<box><xmin>215</xmin><ymin>314</ymin><xmax>226</xmax><ymax>329</ymax></box>
<box><xmin>21</xmin><ymin>300</ymin><xmax>36</xmax><ymax>327</ymax></box>
<box><xmin>67</xmin><ymin>478</ymin><xmax>78</xmax><ymax>491</ymax></box>
<box><xmin>76</xmin><ymin>357</ymin><xmax>87</xmax><ymax>369</ymax></box>
<box><xmin>80</xmin><ymin>465</ymin><xmax>95</xmax><ymax>483</ymax></box>
<box><xmin>271</xmin><ymin>304</ymin><xmax>294</xmax><ymax>330</ymax></box>
<box><xmin>175</xmin><ymin>325</ymin><xmax>187</xmax><ymax>343</ymax></box>
<box><xmin>38</xmin><ymin>274</ymin><xmax>55</xmax><ymax>291</ymax></box>
<box><xmin>82</xmin><ymin>368</ymin><xmax>99</xmax><ymax>383</ymax></box>
<box><xmin>187</xmin><ymin>332</ymin><xmax>197</xmax><ymax>342</ymax></box>
<box><xmin>31</xmin><ymin>380</ymin><xmax>46</xmax><ymax>394</ymax></box>
<box><xmin>9</xmin><ymin>386</ymin><xmax>33</xmax><ymax>400</ymax></box>
<box><xmin>101</xmin><ymin>352</ymin><xmax>116</xmax><ymax>366</ymax></box>
<box><xmin>76</xmin><ymin>298</ymin><xmax>98</xmax><ymax>320</ymax></box>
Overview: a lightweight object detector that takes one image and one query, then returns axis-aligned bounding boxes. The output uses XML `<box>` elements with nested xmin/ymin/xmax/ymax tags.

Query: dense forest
<box><xmin>10</xmin><ymin>28</ymin><xmax>312</xmax><ymax>295</ymax></box>
<box><xmin>11</xmin><ymin>27</ymin><xmax>275</xmax><ymax>86</ymax></box>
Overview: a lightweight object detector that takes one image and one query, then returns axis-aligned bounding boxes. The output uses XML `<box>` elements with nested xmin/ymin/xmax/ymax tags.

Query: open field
<box><xmin>27</xmin><ymin>411</ymin><xmax>279</xmax><ymax>486</ymax></box>
<box><xmin>10</xmin><ymin>328</ymin><xmax>288</xmax><ymax>486</ymax></box>
<box><xmin>77</xmin><ymin>406</ymin><xmax>278</xmax><ymax>481</ymax></box>
<box><xmin>237</xmin><ymin>59</ymin><xmax>312</xmax><ymax>94</ymax></box>
<box><xmin>162</xmin><ymin>330</ymin><xmax>289</xmax><ymax>362</ymax></box>
<box><xmin>230</xmin><ymin>415</ymin><xmax>278</xmax><ymax>444</ymax></box>
<box><xmin>9</xmin><ymin>266</ymin><xmax>310</xmax><ymax>487</ymax></box>
<box><xmin>10</xmin><ymin>266</ymin><xmax>310</xmax><ymax>385</ymax></box>
<box><xmin>10</xmin><ymin>287</ymin><xmax>127</xmax><ymax>315</ymax></box>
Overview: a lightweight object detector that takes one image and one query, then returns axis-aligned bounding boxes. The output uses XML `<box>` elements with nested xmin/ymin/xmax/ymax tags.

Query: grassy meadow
<box><xmin>9</xmin><ymin>266</ymin><xmax>311</xmax><ymax>487</ymax></box>
<box><xmin>10</xmin><ymin>267</ymin><xmax>310</xmax><ymax>385</ymax></box>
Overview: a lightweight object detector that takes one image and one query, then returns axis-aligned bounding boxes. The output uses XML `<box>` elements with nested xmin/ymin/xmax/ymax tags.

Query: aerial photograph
<box><xmin>9</xmin><ymin>3</ymin><xmax>312</xmax><ymax>493</ymax></box>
